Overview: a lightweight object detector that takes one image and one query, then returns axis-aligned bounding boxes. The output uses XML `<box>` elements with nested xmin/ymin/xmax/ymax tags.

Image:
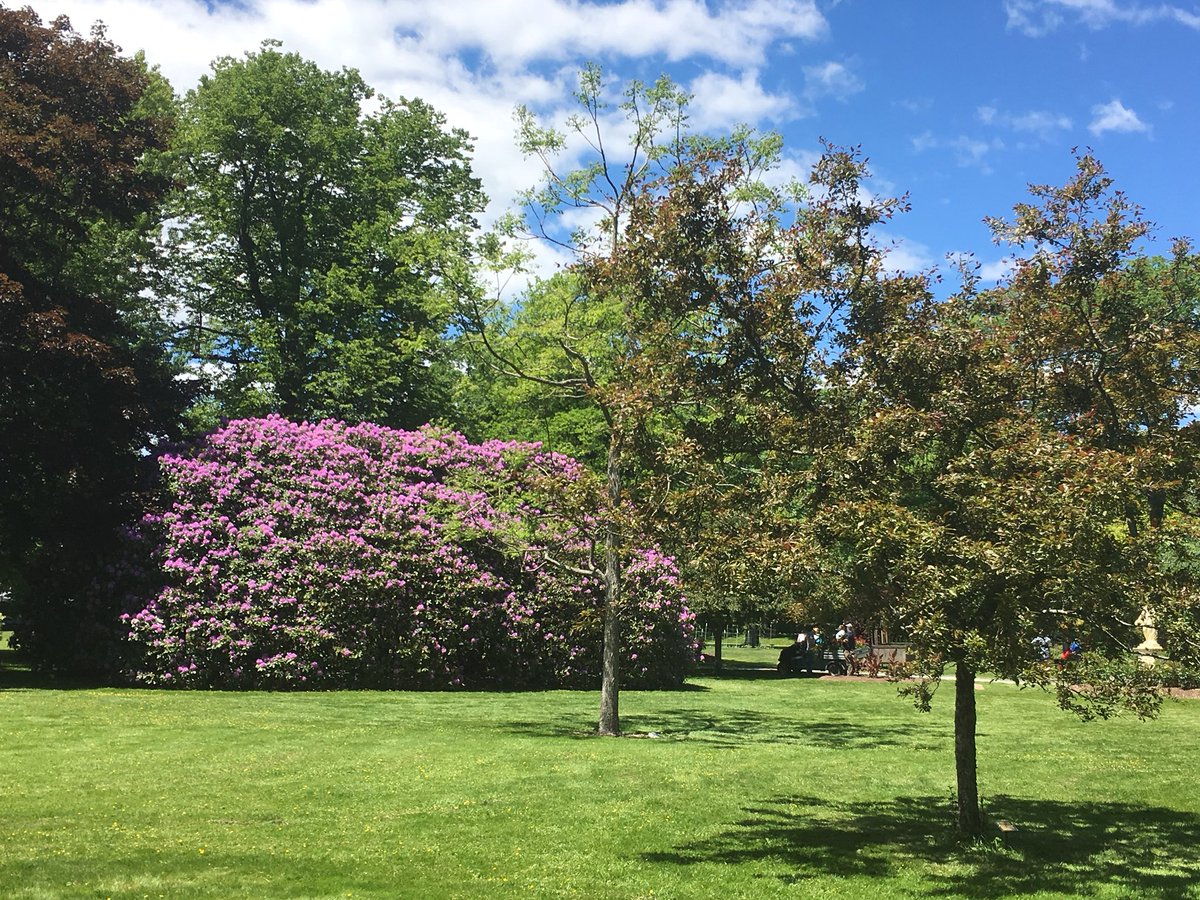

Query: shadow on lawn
<box><xmin>506</xmin><ymin>708</ymin><xmax>950</xmax><ymax>752</ymax></box>
<box><xmin>643</xmin><ymin>793</ymin><xmax>1200</xmax><ymax>899</ymax></box>
<box><xmin>0</xmin><ymin>647</ymin><xmax>102</xmax><ymax>690</ymax></box>
<box><xmin>699</xmin><ymin>653</ymin><xmax>843</xmax><ymax>681</ymax></box>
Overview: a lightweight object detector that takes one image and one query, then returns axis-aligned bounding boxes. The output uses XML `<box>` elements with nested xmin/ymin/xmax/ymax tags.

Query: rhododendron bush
<box><xmin>123</xmin><ymin>416</ymin><xmax>697</xmax><ymax>689</ymax></box>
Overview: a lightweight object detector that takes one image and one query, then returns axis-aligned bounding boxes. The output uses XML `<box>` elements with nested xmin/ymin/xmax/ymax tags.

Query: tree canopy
<box><xmin>594</xmin><ymin>142</ymin><xmax>1200</xmax><ymax>835</ymax></box>
<box><xmin>0</xmin><ymin>7</ymin><xmax>183</xmax><ymax>670</ymax></box>
<box><xmin>458</xmin><ymin>66</ymin><xmax>705</xmax><ymax>735</ymax></box>
<box><xmin>168</xmin><ymin>42</ymin><xmax>485</xmax><ymax>431</ymax></box>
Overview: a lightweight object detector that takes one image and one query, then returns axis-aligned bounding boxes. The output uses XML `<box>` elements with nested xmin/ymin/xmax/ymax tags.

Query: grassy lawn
<box><xmin>3</xmin><ymin>644</ymin><xmax>1199</xmax><ymax>899</ymax></box>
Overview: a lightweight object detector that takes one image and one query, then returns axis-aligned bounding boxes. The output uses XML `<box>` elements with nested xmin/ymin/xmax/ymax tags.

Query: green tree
<box><xmin>666</xmin><ymin>472</ymin><xmax>800</xmax><ymax>670</ymax></box>
<box><xmin>0</xmin><ymin>7</ymin><xmax>183</xmax><ymax>670</ymax></box>
<box><xmin>456</xmin><ymin>272</ymin><xmax>613</xmax><ymax>470</ymax></box>
<box><xmin>169</xmin><ymin>42</ymin><xmax>484</xmax><ymax>430</ymax></box>
<box><xmin>603</xmin><ymin>143</ymin><xmax>1196</xmax><ymax>837</ymax></box>
<box><xmin>801</xmin><ymin>296</ymin><xmax>1159</xmax><ymax>837</ymax></box>
<box><xmin>460</xmin><ymin>266</ymin><xmax>796</xmax><ymax>671</ymax></box>
<box><xmin>460</xmin><ymin>65</ymin><xmax>699</xmax><ymax>734</ymax></box>
<box><xmin>592</xmin><ymin>141</ymin><xmax>906</xmax><ymax>670</ymax></box>
<box><xmin>983</xmin><ymin>156</ymin><xmax>1200</xmax><ymax>518</ymax></box>
<box><xmin>979</xmin><ymin>153</ymin><xmax>1200</xmax><ymax>696</ymax></box>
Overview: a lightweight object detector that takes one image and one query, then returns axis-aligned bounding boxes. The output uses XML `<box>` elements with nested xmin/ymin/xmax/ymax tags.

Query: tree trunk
<box><xmin>713</xmin><ymin>624</ymin><xmax>724</xmax><ymax>675</ymax></box>
<box><xmin>275</xmin><ymin>323</ymin><xmax>305</xmax><ymax>420</ymax></box>
<box><xmin>597</xmin><ymin>431</ymin><xmax>622</xmax><ymax>736</ymax></box>
<box><xmin>1148</xmin><ymin>489</ymin><xmax>1165</xmax><ymax>529</ymax></box>
<box><xmin>954</xmin><ymin>663</ymin><xmax>983</xmax><ymax>837</ymax></box>
<box><xmin>1125</xmin><ymin>501</ymin><xmax>1140</xmax><ymax>538</ymax></box>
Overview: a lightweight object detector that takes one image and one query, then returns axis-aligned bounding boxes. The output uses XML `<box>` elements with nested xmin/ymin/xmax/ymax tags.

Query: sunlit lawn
<box><xmin>3</xmin><ymin>639</ymin><xmax>1199</xmax><ymax>899</ymax></box>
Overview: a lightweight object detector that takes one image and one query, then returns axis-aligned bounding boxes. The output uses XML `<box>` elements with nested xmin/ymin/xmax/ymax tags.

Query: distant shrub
<box><xmin>123</xmin><ymin>416</ymin><xmax>697</xmax><ymax>689</ymax></box>
<box><xmin>1154</xmin><ymin>660</ymin><xmax>1200</xmax><ymax>690</ymax></box>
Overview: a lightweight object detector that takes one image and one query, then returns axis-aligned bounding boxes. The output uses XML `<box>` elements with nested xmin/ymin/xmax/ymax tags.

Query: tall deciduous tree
<box><xmin>169</xmin><ymin>42</ymin><xmax>484</xmax><ymax>430</ymax></box>
<box><xmin>603</xmin><ymin>143</ymin><xmax>1196</xmax><ymax>837</ymax></box>
<box><xmin>0</xmin><ymin>7</ymin><xmax>183</xmax><ymax>670</ymax></box>
<box><xmin>979</xmin><ymin>153</ymin><xmax>1200</xmax><ymax>704</ymax></box>
<box><xmin>461</xmin><ymin>65</ymin><xmax>695</xmax><ymax>734</ymax></box>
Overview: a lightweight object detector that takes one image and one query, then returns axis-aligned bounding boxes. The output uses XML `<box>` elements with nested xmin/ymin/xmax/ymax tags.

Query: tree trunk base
<box><xmin>954</xmin><ymin>666</ymin><xmax>984</xmax><ymax>837</ymax></box>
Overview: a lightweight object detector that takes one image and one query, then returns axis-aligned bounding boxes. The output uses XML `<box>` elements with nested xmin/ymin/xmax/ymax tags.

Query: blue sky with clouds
<box><xmin>29</xmin><ymin>0</ymin><xmax>1199</xmax><ymax>283</ymax></box>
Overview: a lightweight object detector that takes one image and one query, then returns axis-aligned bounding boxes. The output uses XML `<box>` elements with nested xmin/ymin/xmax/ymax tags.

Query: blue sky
<box><xmin>30</xmin><ymin>0</ymin><xmax>1200</xmax><ymax>283</ymax></box>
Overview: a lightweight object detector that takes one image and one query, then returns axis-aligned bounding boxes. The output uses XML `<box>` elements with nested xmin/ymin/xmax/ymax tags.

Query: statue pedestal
<box><xmin>1135</xmin><ymin>638</ymin><xmax>1163</xmax><ymax>667</ymax></box>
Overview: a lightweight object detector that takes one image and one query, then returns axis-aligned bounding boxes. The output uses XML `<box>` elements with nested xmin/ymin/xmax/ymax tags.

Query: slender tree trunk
<box><xmin>1125</xmin><ymin>501</ymin><xmax>1140</xmax><ymax>538</ymax></box>
<box><xmin>954</xmin><ymin>662</ymin><xmax>983</xmax><ymax>837</ymax></box>
<box><xmin>598</xmin><ymin>430</ymin><xmax>622</xmax><ymax>736</ymax></box>
<box><xmin>712</xmin><ymin>617</ymin><xmax>726</xmax><ymax>674</ymax></box>
<box><xmin>1148</xmin><ymin>489</ymin><xmax>1165</xmax><ymax>530</ymax></box>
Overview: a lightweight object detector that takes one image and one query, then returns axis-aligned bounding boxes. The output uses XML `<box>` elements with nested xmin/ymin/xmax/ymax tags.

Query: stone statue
<box><xmin>1134</xmin><ymin>607</ymin><xmax>1163</xmax><ymax>665</ymax></box>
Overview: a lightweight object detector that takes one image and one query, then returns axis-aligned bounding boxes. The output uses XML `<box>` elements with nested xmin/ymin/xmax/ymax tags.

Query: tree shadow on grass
<box><xmin>697</xmin><ymin>657</ymin><xmax>795</xmax><ymax>680</ymax></box>
<box><xmin>643</xmin><ymin>793</ymin><xmax>1200</xmax><ymax>898</ymax></box>
<box><xmin>505</xmin><ymin>708</ymin><xmax>950</xmax><ymax>751</ymax></box>
<box><xmin>0</xmin><ymin>647</ymin><xmax>102</xmax><ymax>690</ymax></box>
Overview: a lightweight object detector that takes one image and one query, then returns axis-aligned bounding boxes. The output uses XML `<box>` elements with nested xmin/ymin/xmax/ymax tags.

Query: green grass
<box><xmin>3</xmin><ymin>647</ymin><xmax>1200</xmax><ymax>899</ymax></box>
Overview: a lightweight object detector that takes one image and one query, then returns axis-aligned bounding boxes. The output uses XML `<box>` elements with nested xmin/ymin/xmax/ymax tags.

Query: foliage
<box><xmin>167</xmin><ymin>42</ymin><xmax>484</xmax><ymax>430</ymax></box>
<box><xmin>0</xmin><ymin>7</ymin><xmax>184</xmax><ymax>671</ymax></box>
<box><xmin>512</xmin><ymin>61</ymin><xmax>692</xmax><ymax>259</ymax></box>
<box><xmin>600</xmin><ymin>142</ymin><xmax>1200</xmax><ymax>835</ymax></box>
<box><xmin>796</xmin><ymin>153</ymin><xmax>1199</xmax><ymax>832</ymax></box>
<box><xmin>1153</xmin><ymin>659</ymin><xmax>1200</xmax><ymax>689</ymax></box>
<box><xmin>123</xmin><ymin>416</ymin><xmax>697</xmax><ymax>689</ymax></box>
<box><xmin>460</xmin><ymin>66</ymin><xmax>704</xmax><ymax>734</ymax></box>
<box><xmin>587</xmin><ymin>144</ymin><xmax>885</xmax><ymax>650</ymax></box>
<box><xmin>468</xmin><ymin>76</ymin><xmax>805</xmax><ymax>704</ymax></box>
<box><xmin>1153</xmin><ymin>512</ymin><xmax>1200</xmax><ymax>671</ymax></box>
<box><xmin>456</xmin><ymin>273</ymin><xmax>613</xmax><ymax>470</ymax></box>
<box><xmin>979</xmin><ymin>159</ymin><xmax>1200</xmax><ymax>675</ymax></box>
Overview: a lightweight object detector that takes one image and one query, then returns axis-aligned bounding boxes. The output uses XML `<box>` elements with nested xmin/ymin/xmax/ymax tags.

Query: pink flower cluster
<box><xmin>122</xmin><ymin>416</ymin><xmax>697</xmax><ymax>689</ymax></box>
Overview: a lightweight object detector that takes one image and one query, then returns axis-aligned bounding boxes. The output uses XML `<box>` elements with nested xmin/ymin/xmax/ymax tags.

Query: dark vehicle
<box><xmin>777</xmin><ymin>641</ymin><xmax>807</xmax><ymax>674</ymax></box>
<box><xmin>778</xmin><ymin>642</ymin><xmax>860</xmax><ymax>676</ymax></box>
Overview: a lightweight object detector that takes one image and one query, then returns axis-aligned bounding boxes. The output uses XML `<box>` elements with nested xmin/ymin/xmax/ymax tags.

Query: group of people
<box><xmin>778</xmin><ymin>620</ymin><xmax>864</xmax><ymax>675</ymax></box>
<box><xmin>1032</xmin><ymin>635</ymin><xmax>1082</xmax><ymax>665</ymax></box>
<box><xmin>781</xmin><ymin>625</ymin><xmax>1081</xmax><ymax>677</ymax></box>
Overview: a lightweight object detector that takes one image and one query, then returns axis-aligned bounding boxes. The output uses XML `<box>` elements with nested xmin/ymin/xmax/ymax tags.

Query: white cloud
<box><xmin>759</xmin><ymin>148</ymin><xmax>823</xmax><ymax>195</ymax></box>
<box><xmin>950</xmin><ymin>136</ymin><xmax>1001</xmax><ymax>173</ymax></box>
<box><xmin>896</xmin><ymin>96</ymin><xmax>933</xmax><ymax>114</ymax></box>
<box><xmin>977</xmin><ymin>105</ymin><xmax>1072</xmax><ymax>140</ymax></box>
<box><xmin>802</xmin><ymin>60</ymin><xmax>864</xmax><ymax>102</ymax></box>
<box><xmin>688</xmin><ymin>70</ymin><xmax>797</xmax><ymax>131</ymax></box>
<box><xmin>282</xmin><ymin>0</ymin><xmax>828</xmax><ymax>72</ymax></box>
<box><xmin>1005</xmin><ymin>0</ymin><xmax>1200</xmax><ymax>35</ymax></box>
<box><xmin>882</xmin><ymin>238</ymin><xmax>934</xmax><ymax>275</ymax></box>
<box><xmin>1088</xmin><ymin>98</ymin><xmax>1149</xmax><ymax>135</ymax></box>
<box><xmin>978</xmin><ymin>256</ymin><xmax>1018</xmax><ymax>282</ymax></box>
<box><xmin>1009</xmin><ymin>110</ymin><xmax>1073</xmax><ymax>133</ymax></box>
<box><xmin>911</xmin><ymin>130</ymin><xmax>939</xmax><ymax>153</ymax></box>
<box><xmin>682</xmin><ymin>59</ymin><xmax>861</xmax><ymax>131</ymax></box>
<box><xmin>25</xmin><ymin>0</ymin><xmax>832</xmax><ymax>248</ymax></box>
<box><xmin>912</xmin><ymin>132</ymin><xmax>1003</xmax><ymax>174</ymax></box>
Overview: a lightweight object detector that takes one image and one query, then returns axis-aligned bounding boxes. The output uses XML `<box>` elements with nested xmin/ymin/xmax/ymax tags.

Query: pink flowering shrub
<box><xmin>123</xmin><ymin>416</ymin><xmax>697</xmax><ymax>689</ymax></box>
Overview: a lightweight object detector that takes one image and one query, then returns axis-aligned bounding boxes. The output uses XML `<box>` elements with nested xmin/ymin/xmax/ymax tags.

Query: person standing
<box><xmin>1032</xmin><ymin>635</ymin><xmax>1051</xmax><ymax>661</ymax></box>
